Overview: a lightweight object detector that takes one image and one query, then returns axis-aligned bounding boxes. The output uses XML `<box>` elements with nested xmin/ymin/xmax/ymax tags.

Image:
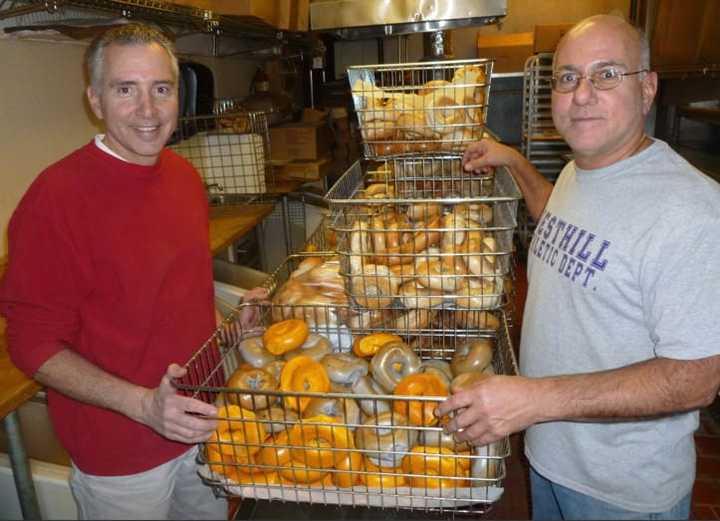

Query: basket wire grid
<box><xmin>168</xmin><ymin>111</ymin><xmax>272</xmax><ymax>197</ymax></box>
<box><xmin>324</xmin><ymin>157</ymin><xmax>521</xmax><ymax>315</ymax></box>
<box><xmin>266</xmin><ymin>253</ymin><xmax>505</xmax><ymax>339</ymax></box>
<box><xmin>348</xmin><ymin>59</ymin><xmax>493</xmax><ymax>158</ymax></box>
<box><xmin>175</xmin><ymin>301</ymin><xmax>517</xmax><ymax>515</ymax></box>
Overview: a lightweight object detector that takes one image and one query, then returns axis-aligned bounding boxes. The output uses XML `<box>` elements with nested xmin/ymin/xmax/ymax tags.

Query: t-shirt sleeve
<box><xmin>0</xmin><ymin>179</ymin><xmax>84</xmax><ymax>377</ymax></box>
<box><xmin>641</xmin><ymin>207</ymin><xmax>720</xmax><ymax>360</ymax></box>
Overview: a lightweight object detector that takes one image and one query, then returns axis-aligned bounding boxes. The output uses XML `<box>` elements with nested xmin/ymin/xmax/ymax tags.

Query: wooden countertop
<box><xmin>1</xmin><ymin>203</ymin><xmax>272</xmax><ymax>418</ymax></box>
<box><xmin>209</xmin><ymin>203</ymin><xmax>274</xmax><ymax>255</ymax></box>
<box><xmin>0</xmin><ymin>257</ymin><xmax>42</xmax><ymax>419</ymax></box>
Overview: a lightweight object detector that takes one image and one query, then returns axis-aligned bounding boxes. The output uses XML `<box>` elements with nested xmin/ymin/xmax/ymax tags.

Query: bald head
<box><xmin>557</xmin><ymin>15</ymin><xmax>649</xmax><ymax>71</ymax></box>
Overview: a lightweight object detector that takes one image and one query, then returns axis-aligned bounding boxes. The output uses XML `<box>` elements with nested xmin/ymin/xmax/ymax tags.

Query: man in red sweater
<box><xmin>0</xmin><ymin>24</ymin><xmax>228</xmax><ymax>519</ymax></box>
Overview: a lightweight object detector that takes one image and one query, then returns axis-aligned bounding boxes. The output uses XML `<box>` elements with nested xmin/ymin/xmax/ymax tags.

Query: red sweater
<box><xmin>0</xmin><ymin>142</ymin><xmax>215</xmax><ymax>475</ymax></box>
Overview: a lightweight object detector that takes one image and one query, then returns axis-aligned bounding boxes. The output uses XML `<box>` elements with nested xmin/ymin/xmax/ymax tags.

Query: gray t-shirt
<box><xmin>521</xmin><ymin>139</ymin><xmax>720</xmax><ymax>512</ymax></box>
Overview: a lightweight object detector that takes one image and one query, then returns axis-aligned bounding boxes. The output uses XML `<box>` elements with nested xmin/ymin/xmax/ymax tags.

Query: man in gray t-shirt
<box><xmin>439</xmin><ymin>14</ymin><xmax>720</xmax><ymax>520</ymax></box>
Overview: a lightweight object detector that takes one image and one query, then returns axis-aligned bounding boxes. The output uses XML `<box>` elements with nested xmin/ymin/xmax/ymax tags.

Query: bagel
<box><xmin>349</xmin><ymin>221</ymin><xmax>372</xmax><ymax>274</ymax></box>
<box><xmin>322</xmin><ymin>352</ymin><xmax>369</xmax><ymax>385</ymax></box>
<box><xmin>288</xmin><ymin>414</ymin><xmax>352</xmax><ymax>469</ymax></box>
<box><xmin>401</xmin><ymin>446</ymin><xmax>470</xmax><ymax>488</ymax></box>
<box><xmin>463</xmin><ymin>237</ymin><xmax>499</xmax><ymax>277</ymax></box>
<box><xmin>450</xmin><ymin>371</ymin><xmax>491</xmax><ymax>394</ymax></box>
<box><xmin>364</xmin><ymin>183</ymin><xmax>394</xmax><ymax>198</ymax></box>
<box><xmin>279</xmin><ymin>459</ymin><xmax>328</xmax><ymax>484</ymax></box>
<box><xmin>426</xmin><ymin>95</ymin><xmax>467</xmax><ymax>135</ymax></box>
<box><xmin>237</xmin><ymin>335</ymin><xmax>277</xmax><ymax>369</ymax></box>
<box><xmin>419</xmin><ymin>427</ymin><xmax>471</xmax><ymax>453</ymax></box>
<box><xmin>380</xmin><ymin>216</ymin><xmax>442</xmax><ymax>262</ymax></box>
<box><xmin>353</xmin><ymin>332</ymin><xmax>402</xmax><ymax>358</ymax></box>
<box><xmin>417</xmin><ymin>79</ymin><xmax>453</xmax><ymax>96</ymax></box>
<box><xmin>350</xmin><ymin>264</ymin><xmax>400</xmax><ymax>309</ymax></box>
<box><xmin>256</xmin><ymin>406</ymin><xmax>298</xmax><ymax>433</ymax></box>
<box><xmin>456</xmin><ymin>203</ymin><xmax>493</xmax><ymax>225</ymax></box>
<box><xmin>351</xmin><ymin>375</ymin><xmax>391</xmax><ymax>416</ymax></box>
<box><xmin>279</xmin><ymin>355</ymin><xmax>331</xmax><ymax>412</ymax></box>
<box><xmin>256</xmin><ymin>430</ymin><xmax>292</xmax><ymax>467</ymax></box>
<box><xmin>415</xmin><ymin>248</ymin><xmax>468</xmax><ymax>293</ymax></box>
<box><xmin>373</xmin><ymin>141</ymin><xmax>412</xmax><ymax>157</ymax></box>
<box><xmin>419</xmin><ymin>359</ymin><xmax>453</xmax><ymax>388</ymax></box>
<box><xmin>360</xmin><ymin>458</ymin><xmax>408</xmax><ymax>488</ymax></box>
<box><xmin>472</xmin><ymin>441</ymin><xmax>502</xmax><ymax>479</ymax></box>
<box><xmin>333</xmin><ymin>450</ymin><xmax>364</xmax><ymax>488</ymax></box>
<box><xmin>354</xmin><ymin>411</ymin><xmax>417</xmax><ymax>468</ymax></box>
<box><xmin>397</xmin><ymin>110</ymin><xmax>435</xmax><ymax>139</ymax></box>
<box><xmin>441</xmin><ymin>212</ymin><xmax>469</xmax><ymax>249</ymax></box>
<box><xmin>290</xmin><ymin>256</ymin><xmax>324</xmax><ymax>279</ymax></box>
<box><xmin>370</xmin><ymin>341</ymin><xmax>421</xmax><ymax>392</ymax></box>
<box><xmin>393</xmin><ymin>372</ymin><xmax>448</xmax><ymax>426</ymax></box>
<box><xmin>397</xmin><ymin>281</ymin><xmax>444</xmax><ymax>309</ymax></box>
<box><xmin>407</xmin><ymin>202</ymin><xmax>442</xmax><ymax>223</ymax></box>
<box><xmin>225</xmin><ymin>367</ymin><xmax>278</xmax><ymax>411</ymax></box>
<box><xmin>284</xmin><ymin>333</ymin><xmax>332</xmax><ymax>362</ymax></box>
<box><xmin>212</xmin><ymin>405</ymin><xmax>267</xmax><ymax>460</ymax></box>
<box><xmin>450</xmin><ymin>338</ymin><xmax>494</xmax><ymax>375</ymax></box>
<box><xmin>303</xmin><ymin>396</ymin><xmax>361</xmax><ymax>429</ymax></box>
<box><xmin>391</xmin><ymin>308</ymin><xmax>436</xmax><ymax>332</ymax></box>
<box><xmin>449</xmin><ymin>309</ymin><xmax>501</xmax><ymax>331</ymax></box>
<box><xmin>263</xmin><ymin>319</ymin><xmax>310</xmax><ymax>356</ymax></box>
<box><xmin>262</xmin><ymin>359</ymin><xmax>285</xmax><ymax>382</ymax></box>
<box><xmin>455</xmin><ymin>276</ymin><xmax>503</xmax><ymax>310</ymax></box>
<box><xmin>361</xmin><ymin>119</ymin><xmax>398</xmax><ymax>142</ymax></box>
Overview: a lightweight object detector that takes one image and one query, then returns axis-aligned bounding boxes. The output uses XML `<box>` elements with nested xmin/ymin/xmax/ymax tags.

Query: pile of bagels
<box><xmin>271</xmin><ymin>255</ymin><xmax>348</xmax><ymax>327</ymax></box>
<box><xmin>346</xmin><ymin>183</ymin><xmax>505</xmax><ymax>320</ymax></box>
<box><xmin>351</xmin><ymin>64</ymin><xmax>487</xmax><ymax>155</ymax></box>
<box><xmin>206</xmin><ymin>319</ymin><xmax>500</xmax><ymax>489</ymax></box>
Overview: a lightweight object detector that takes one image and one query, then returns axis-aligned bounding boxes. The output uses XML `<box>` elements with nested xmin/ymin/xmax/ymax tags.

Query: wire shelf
<box><xmin>324</xmin><ymin>157</ymin><xmax>521</xmax><ymax>314</ymax></box>
<box><xmin>348</xmin><ymin>59</ymin><xmax>493</xmax><ymax>158</ymax></box>
<box><xmin>175</xmin><ymin>302</ymin><xmax>517</xmax><ymax>515</ymax></box>
<box><xmin>169</xmin><ymin>111</ymin><xmax>271</xmax><ymax>197</ymax></box>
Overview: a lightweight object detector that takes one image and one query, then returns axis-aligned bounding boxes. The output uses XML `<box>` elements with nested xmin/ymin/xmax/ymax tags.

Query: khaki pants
<box><xmin>70</xmin><ymin>446</ymin><xmax>227</xmax><ymax>520</ymax></box>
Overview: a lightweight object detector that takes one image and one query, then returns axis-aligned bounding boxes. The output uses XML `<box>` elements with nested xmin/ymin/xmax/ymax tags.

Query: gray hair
<box><xmin>85</xmin><ymin>23</ymin><xmax>179</xmax><ymax>91</ymax></box>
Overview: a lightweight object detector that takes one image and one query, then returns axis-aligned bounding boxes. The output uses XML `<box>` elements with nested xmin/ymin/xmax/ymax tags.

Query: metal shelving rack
<box><xmin>519</xmin><ymin>52</ymin><xmax>572</xmax><ymax>250</ymax></box>
<box><xmin>0</xmin><ymin>0</ymin><xmax>313</xmax><ymax>57</ymax></box>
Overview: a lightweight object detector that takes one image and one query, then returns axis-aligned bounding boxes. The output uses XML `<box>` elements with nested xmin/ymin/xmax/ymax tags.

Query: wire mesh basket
<box><xmin>347</xmin><ymin>59</ymin><xmax>493</xmax><ymax>158</ymax></box>
<box><xmin>324</xmin><ymin>156</ymin><xmax>521</xmax><ymax>314</ymax></box>
<box><xmin>169</xmin><ymin>111</ymin><xmax>271</xmax><ymax>196</ymax></box>
<box><xmin>266</xmin><ymin>252</ymin><xmax>504</xmax><ymax>338</ymax></box>
<box><xmin>175</xmin><ymin>302</ymin><xmax>517</xmax><ymax>515</ymax></box>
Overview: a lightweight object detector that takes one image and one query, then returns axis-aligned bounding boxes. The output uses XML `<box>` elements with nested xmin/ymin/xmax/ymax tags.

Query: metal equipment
<box><xmin>175</xmin><ymin>296</ymin><xmax>517</xmax><ymax>515</ymax></box>
<box><xmin>325</xmin><ymin>156</ymin><xmax>521</xmax><ymax>318</ymax></box>
<box><xmin>348</xmin><ymin>59</ymin><xmax>493</xmax><ymax>158</ymax></box>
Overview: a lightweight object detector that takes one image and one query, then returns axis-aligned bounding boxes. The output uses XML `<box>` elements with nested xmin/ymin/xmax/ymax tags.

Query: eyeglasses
<box><xmin>550</xmin><ymin>66</ymin><xmax>648</xmax><ymax>93</ymax></box>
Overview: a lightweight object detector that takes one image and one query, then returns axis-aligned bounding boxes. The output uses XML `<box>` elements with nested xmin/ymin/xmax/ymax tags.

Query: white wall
<box><xmin>0</xmin><ymin>39</ymin><xmax>101</xmax><ymax>257</ymax></box>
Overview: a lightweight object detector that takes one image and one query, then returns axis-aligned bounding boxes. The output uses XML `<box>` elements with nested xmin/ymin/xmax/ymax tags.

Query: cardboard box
<box><xmin>292</xmin><ymin>0</ymin><xmax>310</xmax><ymax>32</ymax></box>
<box><xmin>273</xmin><ymin>157</ymin><xmax>332</xmax><ymax>181</ymax></box>
<box><xmin>270</xmin><ymin>122</ymin><xmax>332</xmax><ymax>161</ymax></box>
<box><xmin>534</xmin><ymin>24</ymin><xmax>574</xmax><ymax>54</ymax></box>
<box><xmin>477</xmin><ymin>32</ymin><xmax>534</xmax><ymax>73</ymax></box>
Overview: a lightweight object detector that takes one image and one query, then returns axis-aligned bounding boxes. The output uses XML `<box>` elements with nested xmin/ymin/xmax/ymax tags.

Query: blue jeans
<box><xmin>530</xmin><ymin>466</ymin><xmax>691</xmax><ymax>520</ymax></box>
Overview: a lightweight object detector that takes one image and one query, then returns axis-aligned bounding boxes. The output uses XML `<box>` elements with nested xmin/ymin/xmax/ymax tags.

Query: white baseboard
<box><xmin>0</xmin><ymin>453</ymin><xmax>76</xmax><ymax>520</ymax></box>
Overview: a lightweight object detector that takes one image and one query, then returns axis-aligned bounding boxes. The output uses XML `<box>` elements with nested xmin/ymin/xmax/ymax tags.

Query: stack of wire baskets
<box><xmin>175</xmin><ymin>58</ymin><xmax>523</xmax><ymax>517</ymax></box>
